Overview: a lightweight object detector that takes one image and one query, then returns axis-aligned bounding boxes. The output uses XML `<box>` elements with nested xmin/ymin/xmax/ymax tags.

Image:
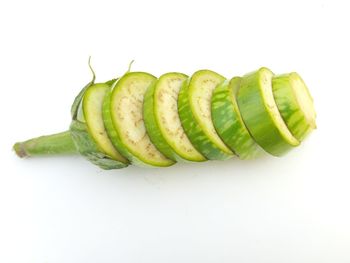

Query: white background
<box><xmin>0</xmin><ymin>0</ymin><xmax>349</xmax><ymax>262</ymax></box>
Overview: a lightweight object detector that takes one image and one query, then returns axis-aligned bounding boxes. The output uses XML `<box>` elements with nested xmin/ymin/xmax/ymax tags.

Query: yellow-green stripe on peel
<box><xmin>83</xmin><ymin>83</ymin><xmax>128</xmax><ymax>163</ymax></box>
<box><xmin>237</xmin><ymin>68</ymin><xmax>299</xmax><ymax>156</ymax></box>
<box><xmin>108</xmin><ymin>72</ymin><xmax>174</xmax><ymax>167</ymax></box>
<box><xmin>178</xmin><ymin>70</ymin><xmax>233</xmax><ymax>160</ymax></box>
<box><xmin>143</xmin><ymin>73</ymin><xmax>205</xmax><ymax>162</ymax></box>
<box><xmin>272</xmin><ymin>73</ymin><xmax>316</xmax><ymax>141</ymax></box>
<box><xmin>102</xmin><ymin>86</ymin><xmax>132</xmax><ymax>163</ymax></box>
<box><xmin>143</xmin><ymin>79</ymin><xmax>175</xmax><ymax>160</ymax></box>
<box><xmin>211</xmin><ymin>77</ymin><xmax>265</xmax><ymax>159</ymax></box>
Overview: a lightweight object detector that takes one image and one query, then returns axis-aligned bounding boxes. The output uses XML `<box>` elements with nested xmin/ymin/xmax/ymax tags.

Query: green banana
<box><xmin>13</xmin><ymin>62</ymin><xmax>316</xmax><ymax>169</ymax></box>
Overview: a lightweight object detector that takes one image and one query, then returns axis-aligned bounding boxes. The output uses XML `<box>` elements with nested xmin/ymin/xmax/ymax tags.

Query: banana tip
<box><xmin>13</xmin><ymin>142</ymin><xmax>28</xmax><ymax>158</ymax></box>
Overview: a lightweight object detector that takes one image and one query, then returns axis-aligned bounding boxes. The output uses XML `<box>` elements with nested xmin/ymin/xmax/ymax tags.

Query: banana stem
<box><xmin>13</xmin><ymin>131</ymin><xmax>77</xmax><ymax>158</ymax></box>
